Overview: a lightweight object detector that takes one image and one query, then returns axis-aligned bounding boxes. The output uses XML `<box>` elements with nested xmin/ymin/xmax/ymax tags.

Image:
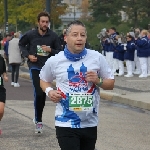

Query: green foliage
<box><xmin>0</xmin><ymin>0</ymin><xmax>68</xmax><ymax>33</ymax></box>
<box><xmin>51</xmin><ymin>1</ymin><xmax>68</xmax><ymax>25</ymax></box>
<box><xmin>90</xmin><ymin>0</ymin><xmax>150</xmax><ymax>28</ymax></box>
<box><xmin>90</xmin><ymin>0</ymin><xmax>122</xmax><ymax>23</ymax></box>
<box><xmin>0</xmin><ymin>1</ymin><xmax>4</xmax><ymax>28</ymax></box>
<box><xmin>84</xmin><ymin>20</ymin><xmax>131</xmax><ymax>51</ymax></box>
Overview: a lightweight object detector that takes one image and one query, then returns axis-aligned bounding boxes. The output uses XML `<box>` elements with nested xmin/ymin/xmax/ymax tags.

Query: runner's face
<box><xmin>38</xmin><ymin>16</ymin><xmax>49</xmax><ymax>32</ymax></box>
<box><xmin>65</xmin><ymin>25</ymin><xmax>87</xmax><ymax>54</ymax></box>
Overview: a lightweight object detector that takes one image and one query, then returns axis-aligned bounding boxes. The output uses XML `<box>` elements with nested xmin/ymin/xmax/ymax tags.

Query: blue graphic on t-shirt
<box><xmin>67</xmin><ymin>63</ymin><xmax>88</xmax><ymax>92</ymax></box>
<box><xmin>55</xmin><ymin>93</ymin><xmax>81</xmax><ymax>128</ymax></box>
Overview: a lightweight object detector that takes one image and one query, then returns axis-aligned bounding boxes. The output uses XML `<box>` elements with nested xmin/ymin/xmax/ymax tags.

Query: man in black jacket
<box><xmin>19</xmin><ymin>11</ymin><xmax>62</xmax><ymax>134</ymax></box>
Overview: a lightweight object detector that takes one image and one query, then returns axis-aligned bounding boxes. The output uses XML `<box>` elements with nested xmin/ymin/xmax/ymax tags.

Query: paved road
<box><xmin>0</xmin><ymin>75</ymin><xmax>150</xmax><ymax>150</ymax></box>
<box><xmin>5</xmin><ymin>74</ymin><xmax>33</xmax><ymax>100</ymax></box>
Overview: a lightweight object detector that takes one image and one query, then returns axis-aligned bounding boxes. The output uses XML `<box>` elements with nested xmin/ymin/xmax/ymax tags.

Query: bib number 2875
<box><xmin>69</xmin><ymin>93</ymin><xmax>93</xmax><ymax>111</ymax></box>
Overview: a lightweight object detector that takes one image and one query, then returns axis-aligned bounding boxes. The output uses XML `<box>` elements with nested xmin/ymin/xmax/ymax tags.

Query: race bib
<box><xmin>0</xmin><ymin>77</ymin><xmax>4</xmax><ymax>86</ymax></box>
<box><xmin>69</xmin><ymin>93</ymin><xmax>93</xmax><ymax>111</ymax></box>
<box><xmin>37</xmin><ymin>45</ymin><xmax>49</xmax><ymax>56</ymax></box>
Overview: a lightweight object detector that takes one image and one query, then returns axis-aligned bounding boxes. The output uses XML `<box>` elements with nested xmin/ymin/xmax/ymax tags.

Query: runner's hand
<box><xmin>3</xmin><ymin>75</ymin><xmax>8</xmax><ymax>82</ymax></box>
<box><xmin>85</xmin><ymin>71</ymin><xmax>99</xmax><ymax>84</ymax></box>
<box><xmin>48</xmin><ymin>90</ymin><xmax>62</xmax><ymax>103</ymax></box>
<box><xmin>28</xmin><ymin>55</ymin><xmax>37</xmax><ymax>62</ymax></box>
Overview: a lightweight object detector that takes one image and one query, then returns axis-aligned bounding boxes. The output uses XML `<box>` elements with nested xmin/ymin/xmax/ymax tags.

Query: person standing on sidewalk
<box><xmin>124</xmin><ymin>33</ymin><xmax>136</xmax><ymax>77</ymax></box>
<box><xmin>105</xmin><ymin>27</ymin><xmax>117</xmax><ymax>73</ymax></box>
<box><xmin>8</xmin><ymin>32</ymin><xmax>22</xmax><ymax>87</ymax></box>
<box><xmin>19</xmin><ymin>11</ymin><xmax>62</xmax><ymax>133</ymax></box>
<box><xmin>133</xmin><ymin>28</ymin><xmax>141</xmax><ymax>75</ymax></box>
<box><xmin>40</xmin><ymin>20</ymin><xmax>114</xmax><ymax>150</ymax></box>
<box><xmin>136</xmin><ymin>30</ymin><xmax>149</xmax><ymax>78</ymax></box>
<box><xmin>4</xmin><ymin>34</ymin><xmax>12</xmax><ymax>72</ymax></box>
<box><xmin>0</xmin><ymin>54</ymin><xmax>8</xmax><ymax>135</ymax></box>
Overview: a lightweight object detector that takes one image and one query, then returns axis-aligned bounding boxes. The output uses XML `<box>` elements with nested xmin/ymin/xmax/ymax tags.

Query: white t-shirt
<box><xmin>39</xmin><ymin>49</ymin><xmax>114</xmax><ymax>128</ymax></box>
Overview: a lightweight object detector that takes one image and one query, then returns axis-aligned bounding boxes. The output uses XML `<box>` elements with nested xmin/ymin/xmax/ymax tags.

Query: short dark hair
<box><xmin>66</xmin><ymin>20</ymin><xmax>86</xmax><ymax>35</ymax></box>
<box><xmin>110</xmin><ymin>27</ymin><xmax>116</xmax><ymax>31</ymax></box>
<box><xmin>37</xmin><ymin>11</ymin><xmax>50</xmax><ymax>22</ymax></box>
<box><xmin>116</xmin><ymin>32</ymin><xmax>119</xmax><ymax>35</ymax></box>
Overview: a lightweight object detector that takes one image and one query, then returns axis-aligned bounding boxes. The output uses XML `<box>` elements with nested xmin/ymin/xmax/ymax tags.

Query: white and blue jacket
<box><xmin>136</xmin><ymin>36</ymin><xmax>149</xmax><ymax>58</ymax></box>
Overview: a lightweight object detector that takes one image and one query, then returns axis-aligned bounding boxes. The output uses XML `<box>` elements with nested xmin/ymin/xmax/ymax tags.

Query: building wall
<box><xmin>62</xmin><ymin>0</ymin><xmax>82</xmax><ymax>6</ymax></box>
<box><xmin>60</xmin><ymin>0</ymin><xmax>83</xmax><ymax>28</ymax></box>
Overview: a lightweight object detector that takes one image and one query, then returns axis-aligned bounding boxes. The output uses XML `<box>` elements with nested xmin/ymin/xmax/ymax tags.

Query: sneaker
<box><xmin>35</xmin><ymin>122</ymin><xmax>43</xmax><ymax>134</ymax></box>
<box><xmin>124</xmin><ymin>74</ymin><xmax>133</xmax><ymax>77</ymax></box>
<box><xmin>11</xmin><ymin>82</ymin><xmax>14</xmax><ymax>86</ymax></box>
<box><xmin>14</xmin><ymin>83</ymin><xmax>20</xmax><ymax>87</ymax></box>
<box><xmin>114</xmin><ymin>72</ymin><xmax>118</xmax><ymax>76</ymax></box>
<box><xmin>139</xmin><ymin>74</ymin><xmax>147</xmax><ymax>78</ymax></box>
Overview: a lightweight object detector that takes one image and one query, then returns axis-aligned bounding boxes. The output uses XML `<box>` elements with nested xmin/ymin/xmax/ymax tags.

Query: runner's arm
<box><xmin>97</xmin><ymin>53</ymin><xmax>115</xmax><ymax>90</ymax></box>
<box><xmin>97</xmin><ymin>78</ymin><xmax>114</xmax><ymax>90</ymax></box>
<box><xmin>86</xmin><ymin>71</ymin><xmax>114</xmax><ymax>90</ymax></box>
<box><xmin>2</xmin><ymin>57</ymin><xmax>8</xmax><ymax>81</ymax></box>
<box><xmin>40</xmin><ymin>80</ymin><xmax>53</xmax><ymax>93</ymax></box>
<box><xmin>19</xmin><ymin>34</ymin><xmax>30</xmax><ymax>58</ymax></box>
<box><xmin>39</xmin><ymin>57</ymin><xmax>56</xmax><ymax>95</ymax></box>
<box><xmin>40</xmin><ymin>79</ymin><xmax>62</xmax><ymax>103</ymax></box>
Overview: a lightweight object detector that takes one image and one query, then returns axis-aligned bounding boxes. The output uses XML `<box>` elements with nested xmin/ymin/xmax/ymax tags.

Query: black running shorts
<box><xmin>56</xmin><ymin>126</ymin><xmax>97</xmax><ymax>150</ymax></box>
<box><xmin>0</xmin><ymin>87</ymin><xmax>6</xmax><ymax>103</ymax></box>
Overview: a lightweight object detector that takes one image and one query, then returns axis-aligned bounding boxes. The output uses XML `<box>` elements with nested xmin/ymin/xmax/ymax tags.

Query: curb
<box><xmin>100</xmin><ymin>91</ymin><xmax>150</xmax><ymax>111</ymax></box>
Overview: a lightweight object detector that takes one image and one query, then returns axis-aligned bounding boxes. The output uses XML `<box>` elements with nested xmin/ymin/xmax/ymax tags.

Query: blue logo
<box><xmin>67</xmin><ymin>63</ymin><xmax>88</xmax><ymax>92</ymax></box>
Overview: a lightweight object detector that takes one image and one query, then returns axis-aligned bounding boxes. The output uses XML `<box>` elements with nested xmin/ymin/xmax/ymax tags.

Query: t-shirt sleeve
<box><xmin>39</xmin><ymin>57</ymin><xmax>55</xmax><ymax>82</ymax></box>
<box><xmin>98</xmin><ymin>53</ymin><xmax>114</xmax><ymax>79</ymax></box>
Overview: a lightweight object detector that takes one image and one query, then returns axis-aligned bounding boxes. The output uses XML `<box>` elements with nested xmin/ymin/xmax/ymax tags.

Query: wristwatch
<box><xmin>96</xmin><ymin>77</ymin><xmax>103</xmax><ymax>87</ymax></box>
<box><xmin>45</xmin><ymin>87</ymin><xmax>53</xmax><ymax>97</ymax></box>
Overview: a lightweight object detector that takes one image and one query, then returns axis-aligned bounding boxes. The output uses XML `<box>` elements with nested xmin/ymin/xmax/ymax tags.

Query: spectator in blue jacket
<box><xmin>136</xmin><ymin>30</ymin><xmax>149</xmax><ymax>78</ymax></box>
<box><xmin>133</xmin><ymin>29</ymin><xmax>141</xmax><ymax>75</ymax></box>
<box><xmin>105</xmin><ymin>27</ymin><xmax>117</xmax><ymax>72</ymax></box>
<box><xmin>112</xmin><ymin>35</ymin><xmax>119</xmax><ymax>76</ymax></box>
<box><xmin>124</xmin><ymin>34</ymin><xmax>136</xmax><ymax>77</ymax></box>
<box><xmin>4</xmin><ymin>34</ymin><xmax>12</xmax><ymax>72</ymax></box>
<box><xmin>115</xmin><ymin>37</ymin><xmax>125</xmax><ymax>76</ymax></box>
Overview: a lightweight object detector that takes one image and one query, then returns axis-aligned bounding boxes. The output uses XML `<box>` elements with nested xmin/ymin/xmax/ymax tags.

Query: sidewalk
<box><xmin>19</xmin><ymin>64</ymin><xmax>150</xmax><ymax>111</ymax></box>
<box><xmin>100</xmin><ymin>75</ymin><xmax>150</xmax><ymax>110</ymax></box>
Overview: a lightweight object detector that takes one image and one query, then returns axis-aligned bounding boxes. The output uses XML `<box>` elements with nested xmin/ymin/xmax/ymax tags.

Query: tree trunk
<box><xmin>134</xmin><ymin>10</ymin><xmax>138</xmax><ymax>28</ymax></box>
